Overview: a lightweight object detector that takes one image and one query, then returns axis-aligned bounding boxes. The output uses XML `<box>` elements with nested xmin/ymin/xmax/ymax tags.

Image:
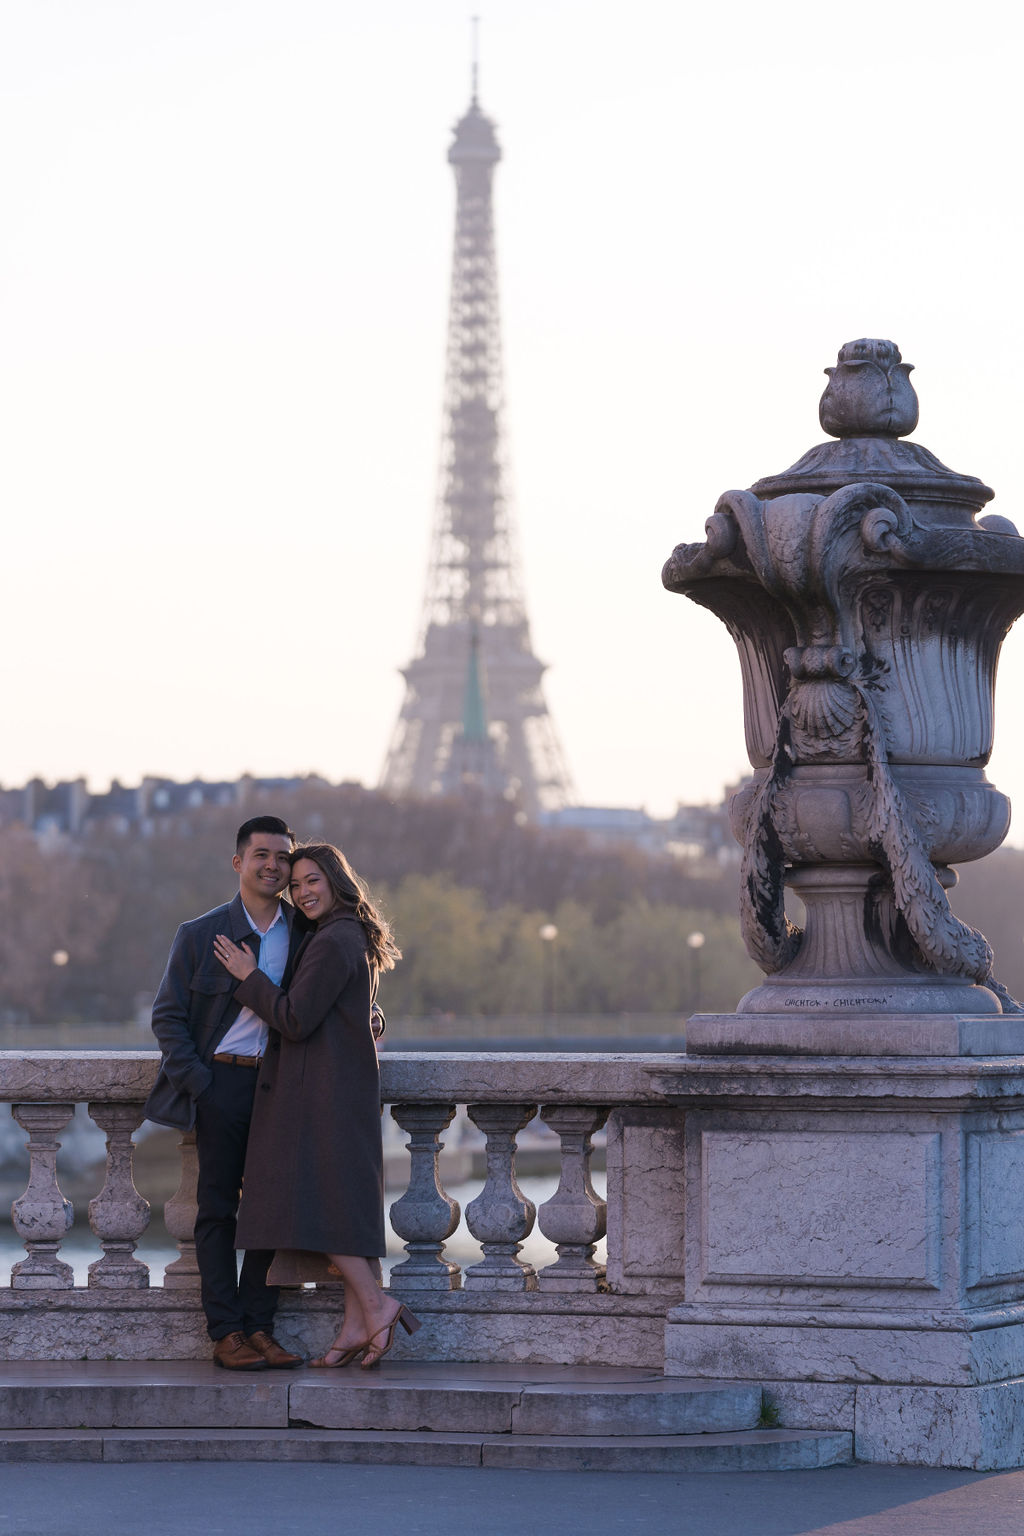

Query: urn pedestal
<box><xmin>661</xmin><ymin>342</ymin><xmax>1024</xmax><ymax>1466</ymax></box>
<box><xmin>655</xmin><ymin>1055</ymin><xmax>1024</xmax><ymax>1469</ymax></box>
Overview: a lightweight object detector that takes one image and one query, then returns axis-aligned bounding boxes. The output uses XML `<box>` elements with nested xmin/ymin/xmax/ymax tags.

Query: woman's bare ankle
<box><xmin>364</xmin><ymin>1296</ymin><xmax>400</xmax><ymax>1334</ymax></box>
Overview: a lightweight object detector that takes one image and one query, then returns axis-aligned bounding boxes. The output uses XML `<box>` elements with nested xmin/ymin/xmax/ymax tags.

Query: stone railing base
<box><xmin>0</xmin><ymin>1289</ymin><xmax>670</xmax><ymax>1369</ymax></box>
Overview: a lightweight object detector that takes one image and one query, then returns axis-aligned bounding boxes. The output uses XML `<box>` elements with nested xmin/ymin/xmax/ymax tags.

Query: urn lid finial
<box><xmin>750</xmin><ymin>339</ymin><xmax>993</xmax><ymax>517</ymax></box>
<box><xmin>819</xmin><ymin>338</ymin><xmax>919</xmax><ymax>439</ymax></box>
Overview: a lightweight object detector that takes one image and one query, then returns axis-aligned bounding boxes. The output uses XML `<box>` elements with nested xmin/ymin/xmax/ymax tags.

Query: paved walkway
<box><xmin>2</xmin><ymin>1461</ymin><xmax>1023</xmax><ymax>1536</ymax></box>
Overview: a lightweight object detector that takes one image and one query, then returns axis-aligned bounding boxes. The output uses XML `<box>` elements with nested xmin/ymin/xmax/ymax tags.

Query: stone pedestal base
<box><xmin>665</xmin><ymin>1306</ymin><xmax>1024</xmax><ymax>1387</ymax></box>
<box><xmin>853</xmin><ymin>1380</ymin><xmax>1024</xmax><ymax>1468</ymax></box>
<box><xmin>661</xmin><ymin>1363</ymin><xmax>1024</xmax><ymax>1470</ymax></box>
<box><xmin>685</xmin><ymin>1012</ymin><xmax>1024</xmax><ymax>1057</ymax></box>
<box><xmin>652</xmin><ymin>1050</ymin><xmax>1024</xmax><ymax>1468</ymax></box>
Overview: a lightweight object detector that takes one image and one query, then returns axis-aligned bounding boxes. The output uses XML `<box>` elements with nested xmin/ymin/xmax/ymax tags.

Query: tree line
<box><xmin>0</xmin><ymin>783</ymin><xmax>754</xmax><ymax>1024</ymax></box>
<box><xmin>5</xmin><ymin>778</ymin><xmax>1023</xmax><ymax>1025</ymax></box>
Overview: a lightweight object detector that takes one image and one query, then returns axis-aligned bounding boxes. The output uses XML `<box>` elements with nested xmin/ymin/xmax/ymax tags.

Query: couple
<box><xmin>144</xmin><ymin>815</ymin><xmax>419</xmax><ymax>1371</ymax></box>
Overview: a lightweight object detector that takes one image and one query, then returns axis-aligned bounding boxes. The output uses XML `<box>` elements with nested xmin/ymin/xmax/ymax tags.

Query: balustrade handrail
<box><xmin>0</xmin><ymin>1049</ymin><xmax>683</xmax><ymax>1104</ymax></box>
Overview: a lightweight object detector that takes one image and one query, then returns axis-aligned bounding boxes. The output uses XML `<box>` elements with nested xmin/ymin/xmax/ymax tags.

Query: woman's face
<box><xmin>290</xmin><ymin>858</ymin><xmax>335</xmax><ymax>923</ymax></box>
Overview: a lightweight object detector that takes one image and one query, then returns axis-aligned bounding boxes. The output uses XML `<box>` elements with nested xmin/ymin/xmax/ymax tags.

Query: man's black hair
<box><xmin>235</xmin><ymin>816</ymin><xmax>296</xmax><ymax>854</ymax></box>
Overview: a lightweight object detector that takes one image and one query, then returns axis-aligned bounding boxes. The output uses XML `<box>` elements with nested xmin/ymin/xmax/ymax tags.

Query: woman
<box><xmin>213</xmin><ymin>842</ymin><xmax>419</xmax><ymax>1369</ymax></box>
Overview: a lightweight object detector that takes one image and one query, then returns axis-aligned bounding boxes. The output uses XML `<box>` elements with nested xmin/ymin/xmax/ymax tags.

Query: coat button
<box><xmin>260</xmin><ymin>1082</ymin><xmax>271</xmax><ymax>1091</ymax></box>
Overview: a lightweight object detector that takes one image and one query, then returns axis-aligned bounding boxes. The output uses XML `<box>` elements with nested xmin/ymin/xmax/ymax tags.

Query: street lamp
<box><xmin>539</xmin><ymin>923</ymin><xmax>559</xmax><ymax>1019</ymax></box>
<box><xmin>687</xmin><ymin>930</ymin><xmax>705</xmax><ymax>1012</ymax></box>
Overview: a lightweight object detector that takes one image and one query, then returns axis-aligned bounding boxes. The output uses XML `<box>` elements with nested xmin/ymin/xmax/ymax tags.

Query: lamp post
<box><xmin>687</xmin><ymin>930</ymin><xmax>705</xmax><ymax>1013</ymax></box>
<box><xmin>539</xmin><ymin>923</ymin><xmax>559</xmax><ymax>1019</ymax></box>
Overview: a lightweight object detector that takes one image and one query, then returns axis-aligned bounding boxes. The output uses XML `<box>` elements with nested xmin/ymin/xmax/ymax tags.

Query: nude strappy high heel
<box><xmin>360</xmin><ymin>1305</ymin><xmax>421</xmax><ymax>1370</ymax></box>
<box><xmin>309</xmin><ymin>1339</ymin><xmax>367</xmax><ymax>1369</ymax></box>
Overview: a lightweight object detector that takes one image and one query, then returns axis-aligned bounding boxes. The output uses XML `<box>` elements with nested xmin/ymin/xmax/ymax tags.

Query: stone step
<box><xmin>0</xmin><ymin>1362</ymin><xmax>853</xmax><ymax>1471</ymax></box>
<box><xmin>0</xmin><ymin>1362</ymin><xmax>761</xmax><ymax>1436</ymax></box>
<box><xmin>290</xmin><ymin>1370</ymin><xmax>763</xmax><ymax>1437</ymax></box>
<box><xmin>0</xmin><ymin>1425</ymin><xmax>854</xmax><ymax>1472</ymax></box>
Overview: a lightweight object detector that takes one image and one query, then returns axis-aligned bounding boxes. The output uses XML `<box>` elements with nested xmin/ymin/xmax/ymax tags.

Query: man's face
<box><xmin>232</xmin><ymin>834</ymin><xmax>293</xmax><ymax>907</ymax></box>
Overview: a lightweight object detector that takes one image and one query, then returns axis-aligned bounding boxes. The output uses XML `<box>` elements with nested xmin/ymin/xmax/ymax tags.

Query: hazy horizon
<box><xmin>4</xmin><ymin>1</ymin><xmax>1024</xmax><ymax>836</ymax></box>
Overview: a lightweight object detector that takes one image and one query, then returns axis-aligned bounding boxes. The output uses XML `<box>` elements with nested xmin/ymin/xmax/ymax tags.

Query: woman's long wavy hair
<box><xmin>289</xmin><ymin>842</ymin><xmax>401</xmax><ymax>973</ymax></box>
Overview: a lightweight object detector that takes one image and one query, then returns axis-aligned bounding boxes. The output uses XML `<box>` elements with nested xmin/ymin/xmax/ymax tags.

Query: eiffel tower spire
<box><xmin>380</xmin><ymin>79</ymin><xmax>573</xmax><ymax>817</ymax></box>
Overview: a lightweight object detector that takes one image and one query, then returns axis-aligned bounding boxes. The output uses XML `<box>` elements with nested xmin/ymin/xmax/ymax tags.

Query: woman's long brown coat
<box><xmin>233</xmin><ymin>908</ymin><xmax>385</xmax><ymax>1257</ymax></box>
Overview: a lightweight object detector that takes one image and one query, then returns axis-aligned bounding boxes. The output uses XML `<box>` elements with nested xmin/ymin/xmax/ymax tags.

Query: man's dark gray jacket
<box><xmin>144</xmin><ymin>894</ymin><xmax>307</xmax><ymax>1132</ymax></box>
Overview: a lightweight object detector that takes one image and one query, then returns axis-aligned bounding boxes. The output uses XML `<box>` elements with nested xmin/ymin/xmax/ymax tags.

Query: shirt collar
<box><xmin>241</xmin><ymin>900</ymin><xmax>286</xmax><ymax>935</ymax></box>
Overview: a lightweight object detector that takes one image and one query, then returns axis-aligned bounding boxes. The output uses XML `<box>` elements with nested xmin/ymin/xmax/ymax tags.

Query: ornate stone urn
<box><xmin>663</xmin><ymin>340</ymin><xmax>1024</xmax><ymax>1049</ymax></box>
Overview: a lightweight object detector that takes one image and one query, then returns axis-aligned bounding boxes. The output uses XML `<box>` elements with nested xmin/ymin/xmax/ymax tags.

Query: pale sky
<box><xmin>2</xmin><ymin>1</ymin><xmax>1024</xmax><ymax>835</ymax></box>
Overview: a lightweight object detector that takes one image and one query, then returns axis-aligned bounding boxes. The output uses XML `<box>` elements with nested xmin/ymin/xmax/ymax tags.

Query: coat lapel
<box><xmin>227</xmin><ymin>893</ymin><xmax>255</xmax><ymax>942</ymax></box>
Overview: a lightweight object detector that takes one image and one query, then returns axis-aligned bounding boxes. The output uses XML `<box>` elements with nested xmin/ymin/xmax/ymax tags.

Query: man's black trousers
<box><xmin>193</xmin><ymin>1059</ymin><xmax>278</xmax><ymax>1341</ymax></box>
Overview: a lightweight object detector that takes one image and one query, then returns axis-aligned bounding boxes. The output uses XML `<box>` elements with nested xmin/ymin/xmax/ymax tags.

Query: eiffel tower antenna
<box><xmin>471</xmin><ymin>15</ymin><xmax>480</xmax><ymax>102</ymax></box>
<box><xmin>380</xmin><ymin>73</ymin><xmax>573</xmax><ymax>817</ymax></box>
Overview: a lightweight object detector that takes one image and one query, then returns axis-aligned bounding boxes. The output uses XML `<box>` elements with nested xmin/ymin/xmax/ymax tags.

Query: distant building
<box><xmin>541</xmin><ymin>790</ymin><xmax>742</xmax><ymax>864</ymax></box>
<box><xmin>541</xmin><ymin>805</ymin><xmax>665</xmax><ymax>853</ymax></box>
<box><xmin>0</xmin><ymin>771</ymin><xmax>742</xmax><ymax>866</ymax></box>
<box><xmin>0</xmin><ymin>775</ymin><xmax>310</xmax><ymax>839</ymax></box>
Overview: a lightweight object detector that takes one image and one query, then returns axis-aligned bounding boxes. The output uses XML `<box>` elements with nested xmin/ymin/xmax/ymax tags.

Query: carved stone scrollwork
<box><xmin>162</xmin><ymin>1131</ymin><xmax>200</xmax><ymax>1289</ymax></box>
<box><xmin>10</xmin><ymin>1103</ymin><xmax>75</xmax><ymax>1289</ymax></box>
<box><xmin>664</xmin><ymin>340</ymin><xmax>1024</xmax><ymax>1026</ymax></box>
<box><xmin>388</xmin><ymin>1102</ymin><xmax>462</xmax><ymax>1290</ymax></box>
<box><xmin>536</xmin><ymin>1105</ymin><xmax>608</xmax><ymax>1293</ymax></box>
<box><xmin>86</xmin><ymin>1102</ymin><xmax>151</xmax><ymax>1289</ymax></box>
<box><xmin>463</xmin><ymin>1102</ymin><xmax>538</xmax><ymax>1291</ymax></box>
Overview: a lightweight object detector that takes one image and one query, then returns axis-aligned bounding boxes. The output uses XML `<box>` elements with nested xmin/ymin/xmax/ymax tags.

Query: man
<box><xmin>145</xmin><ymin>815</ymin><xmax>308</xmax><ymax>1371</ymax></box>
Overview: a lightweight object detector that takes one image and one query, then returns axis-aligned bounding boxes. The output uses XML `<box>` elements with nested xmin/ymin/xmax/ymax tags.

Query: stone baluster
<box><xmin>162</xmin><ymin>1131</ymin><xmax>200</xmax><ymax>1288</ymax></box>
<box><xmin>86</xmin><ymin>1102</ymin><xmax>151</xmax><ymax>1288</ymax></box>
<box><xmin>463</xmin><ymin>1102</ymin><xmax>538</xmax><ymax>1290</ymax></box>
<box><xmin>388</xmin><ymin>1102</ymin><xmax>462</xmax><ymax>1290</ymax></box>
<box><xmin>536</xmin><ymin>1104</ymin><xmax>609</xmax><ymax>1292</ymax></box>
<box><xmin>10</xmin><ymin>1103</ymin><xmax>75</xmax><ymax>1289</ymax></box>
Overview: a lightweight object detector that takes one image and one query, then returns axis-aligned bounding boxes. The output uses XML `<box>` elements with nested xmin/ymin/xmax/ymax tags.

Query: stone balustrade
<box><xmin>7</xmin><ymin>1044</ymin><xmax>1024</xmax><ymax>1470</ymax></box>
<box><xmin>0</xmin><ymin>1050</ymin><xmax>685</xmax><ymax>1366</ymax></box>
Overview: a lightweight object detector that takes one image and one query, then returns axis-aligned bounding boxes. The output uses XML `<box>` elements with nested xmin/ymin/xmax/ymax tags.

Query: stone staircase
<box><xmin>0</xmin><ymin>1362</ymin><xmax>852</xmax><ymax>1470</ymax></box>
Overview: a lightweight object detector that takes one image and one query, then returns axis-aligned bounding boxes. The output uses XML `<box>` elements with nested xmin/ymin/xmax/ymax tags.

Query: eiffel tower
<box><xmin>379</xmin><ymin>76</ymin><xmax>572</xmax><ymax>819</ymax></box>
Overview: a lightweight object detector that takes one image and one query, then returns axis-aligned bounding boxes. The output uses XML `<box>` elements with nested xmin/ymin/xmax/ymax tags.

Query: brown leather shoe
<box><xmin>244</xmin><ymin>1330</ymin><xmax>304</xmax><ymax>1369</ymax></box>
<box><xmin>212</xmin><ymin>1331</ymin><xmax>268</xmax><ymax>1371</ymax></box>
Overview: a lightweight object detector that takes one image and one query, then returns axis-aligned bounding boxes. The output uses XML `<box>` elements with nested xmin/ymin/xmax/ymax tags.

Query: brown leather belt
<box><xmin>213</xmin><ymin>1053</ymin><xmax>262</xmax><ymax>1068</ymax></box>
